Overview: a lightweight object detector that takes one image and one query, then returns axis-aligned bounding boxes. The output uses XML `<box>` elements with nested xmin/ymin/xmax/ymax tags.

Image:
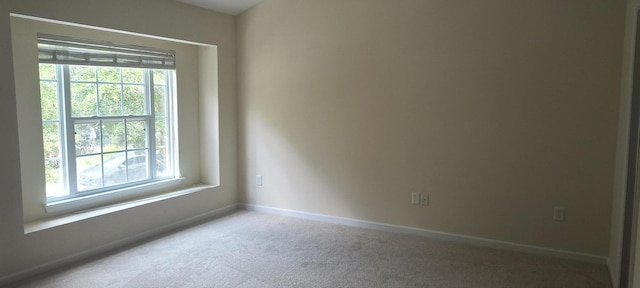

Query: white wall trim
<box><xmin>241</xmin><ymin>204</ymin><xmax>608</xmax><ymax>265</ymax></box>
<box><xmin>0</xmin><ymin>204</ymin><xmax>238</xmax><ymax>287</ymax></box>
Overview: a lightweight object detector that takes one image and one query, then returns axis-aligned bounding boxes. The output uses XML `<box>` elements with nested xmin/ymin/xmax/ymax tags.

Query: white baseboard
<box><xmin>0</xmin><ymin>204</ymin><xmax>238</xmax><ymax>287</ymax></box>
<box><xmin>240</xmin><ymin>204</ymin><xmax>608</xmax><ymax>265</ymax></box>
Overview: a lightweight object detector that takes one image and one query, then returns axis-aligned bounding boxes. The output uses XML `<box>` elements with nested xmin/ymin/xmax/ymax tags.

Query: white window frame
<box><xmin>38</xmin><ymin>34</ymin><xmax>179</xmax><ymax>204</ymax></box>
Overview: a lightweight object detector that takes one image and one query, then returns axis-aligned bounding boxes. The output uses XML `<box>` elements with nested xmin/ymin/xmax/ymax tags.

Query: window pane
<box><xmin>43</xmin><ymin>122</ymin><xmax>61</xmax><ymax>161</ymax></box>
<box><xmin>122</xmin><ymin>68</ymin><xmax>143</xmax><ymax>84</ymax></box>
<box><xmin>40</xmin><ymin>81</ymin><xmax>59</xmax><ymax>121</ymax></box>
<box><xmin>124</xmin><ymin>85</ymin><xmax>145</xmax><ymax>115</ymax></box>
<box><xmin>99</xmin><ymin>84</ymin><xmax>123</xmax><ymax>116</ymax></box>
<box><xmin>102</xmin><ymin>120</ymin><xmax>125</xmax><ymax>152</ymax></box>
<box><xmin>70</xmin><ymin>66</ymin><xmax>96</xmax><ymax>82</ymax></box>
<box><xmin>102</xmin><ymin>152</ymin><xmax>128</xmax><ymax>187</ymax></box>
<box><xmin>127</xmin><ymin>120</ymin><xmax>147</xmax><ymax>149</ymax></box>
<box><xmin>127</xmin><ymin>151</ymin><xmax>148</xmax><ymax>182</ymax></box>
<box><xmin>154</xmin><ymin>85</ymin><xmax>166</xmax><ymax>116</ymax></box>
<box><xmin>154</xmin><ymin>116</ymin><xmax>171</xmax><ymax>178</ymax></box>
<box><xmin>155</xmin><ymin>118</ymin><xmax>167</xmax><ymax>147</ymax></box>
<box><xmin>77</xmin><ymin>154</ymin><xmax>103</xmax><ymax>191</ymax></box>
<box><xmin>153</xmin><ymin>70</ymin><xmax>165</xmax><ymax>85</ymax></box>
<box><xmin>39</xmin><ymin>64</ymin><xmax>56</xmax><ymax>80</ymax></box>
<box><xmin>71</xmin><ymin>83</ymin><xmax>97</xmax><ymax>117</ymax></box>
<box><xmin>97</xmin><ymin>67</ymin><xmax>120</xmax><ymax>82</ymax></box>
<box><xmin>156</xmin><ymin>148</ymin><xmax>170</xmax><ymax>178</ymax></box>
<box><xmin>45</xmin><ymin>157</ymin><xmax>65</xmax><ymax>198</ymax></box>
<box><xmin>43</xmin><ymin>122</ymin><xmax>65</xmax><ymax>198</ymax></box>
<box><xmin>75</xmin><ymin>121</ymin><xmax>101</xmax><ymax>155</ymax></box>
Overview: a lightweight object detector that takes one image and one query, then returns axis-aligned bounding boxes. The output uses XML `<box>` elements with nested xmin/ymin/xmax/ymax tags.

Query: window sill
<box><xmin>45</xmin><ymin>178</ymin><xmax>184</xmax><ymax>214</ymax></box>
<box><xmin>25</xmin><ymin>183</ymin><xmax>215</xmax><ymax>234</ymax></box>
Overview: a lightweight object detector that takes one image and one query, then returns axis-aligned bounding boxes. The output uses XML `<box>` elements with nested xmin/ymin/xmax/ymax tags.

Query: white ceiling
<box><xmin>178</xmin><ymin>0</ymin><xmax>263</xmax><ymax>15</ymax></box>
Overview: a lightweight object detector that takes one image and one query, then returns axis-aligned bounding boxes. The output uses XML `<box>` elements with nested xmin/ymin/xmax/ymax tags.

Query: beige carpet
<box><xmin>10</xmin><ymin>210</ymin><xmax>611</xmax><ymax>288</ymax></box>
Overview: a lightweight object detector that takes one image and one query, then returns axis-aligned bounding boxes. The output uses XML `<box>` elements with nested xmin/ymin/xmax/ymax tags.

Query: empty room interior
<box><xmin>1</xmin><ymin>0</ymin><xmax>640</xmax><ymax>287</ymax></box>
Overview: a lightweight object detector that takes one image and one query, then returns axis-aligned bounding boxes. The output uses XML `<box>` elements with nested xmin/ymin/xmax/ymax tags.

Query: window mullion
<box><xmin>120</xmin><ymin>69</ymin><xmax>125</xmax><ymax>116</ymax></box>
<box><xmin>62</xmin><ymin>65</ymin><xmax>79</xmax><ymax>195</ymax></box>
<box><xmin>55</xmin><ymin>65</ymin><xmax>69</xmax><ymax>195</ymax></box>
<box><xmin>146</xmin><ymin>69</ymin><xmax>157</xmax><ymax>179</ymax></box>
<box><xmin>94</xmin><ymin>67</ymin><xmax>100</xmax><ymax>117</ymax></box>
<box><xmin>124</xmin><ymin>118</ymin><xmax>129</xmax><ymax>183</ymax></box>
<box><xmin>123</xmin><ymin>69</ymin><xmax>129</xmax><ymax>183</ymax></box>
<box><xmin>166</xmin><ymin>71</ymin><xmax>175</xmax><ymax>177</ymax></box>
<box><xmin>99</xmin><ymin>119</ymin><xmax>106</xmax><ymax>187</ymax></box>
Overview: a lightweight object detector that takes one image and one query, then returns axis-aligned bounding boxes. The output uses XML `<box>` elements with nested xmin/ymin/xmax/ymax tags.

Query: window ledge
<box><xmin>25</xmin><ymin>183</ymin><xmax>215</xmax><ymax>234</ymax></box>
<box><xmin>45</xmin><ymin>178</ymin><xmax>184</xmax><ymax>214</ymax></box>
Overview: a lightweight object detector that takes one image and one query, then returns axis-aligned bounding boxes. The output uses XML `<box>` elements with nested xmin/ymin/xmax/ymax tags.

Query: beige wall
<box><xmin>238</xmin><ymin>0</ymin><xmax>625</xmax><ymax>256</ymax></box>
<box><xmin>0</xmin><ymin>0</ymin><xmax>236</xmax><ymax>280</ymax></box>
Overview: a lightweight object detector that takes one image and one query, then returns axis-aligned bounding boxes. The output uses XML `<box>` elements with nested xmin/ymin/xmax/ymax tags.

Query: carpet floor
<box><xmin>9</xmin><ymin>210</ymin><xmax>611</xmax><ymax>288</ymax></box>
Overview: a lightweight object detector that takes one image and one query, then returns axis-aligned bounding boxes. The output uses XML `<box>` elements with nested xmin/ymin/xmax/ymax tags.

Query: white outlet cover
<box><xmin>553</xmin><ymin>206</ymin><xmax>565</xmax><ymax>222</ymax></box>
<box><xmin>421</xmin><ymin>194</ymin><xmax>429</xmax><ymax>206</ymax></box>
<box><xmin>256</xmin><ymin>175</ymin><xmax>263</xmax><ymax>186</ymax></box>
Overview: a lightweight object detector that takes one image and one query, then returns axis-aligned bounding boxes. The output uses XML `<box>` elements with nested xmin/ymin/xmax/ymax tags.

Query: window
<box><xmin>38</xmin><ymin>34</ymin><xmax>177</xmax><ymax>201</ymax></box>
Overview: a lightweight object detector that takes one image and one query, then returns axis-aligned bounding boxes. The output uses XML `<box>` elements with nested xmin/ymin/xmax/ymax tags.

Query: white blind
<box><xmin>37</xmin><ymin>33</ymin><xmax>175</xmax><ymax>69</ymax></box>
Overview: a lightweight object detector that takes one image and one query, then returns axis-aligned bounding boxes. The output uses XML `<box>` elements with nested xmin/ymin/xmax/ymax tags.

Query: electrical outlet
<box><xmin>411</xmin><ymin>192</ymin><xmax>420</xmax><ymax>205</ymax></box>
<box><xmin>553</xmin><ymin>206</ymin><xmax>566</xmax><ymax>222</ymax></box>
<box><xmin>256</xmin><ymin>175</ymin><xmax>263</xmax><ymax>186</ymax></box>
<box><xmin>421</xmin><ymin>194</ymin><xmax>429</xmax><ymax>206</ymax></box>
